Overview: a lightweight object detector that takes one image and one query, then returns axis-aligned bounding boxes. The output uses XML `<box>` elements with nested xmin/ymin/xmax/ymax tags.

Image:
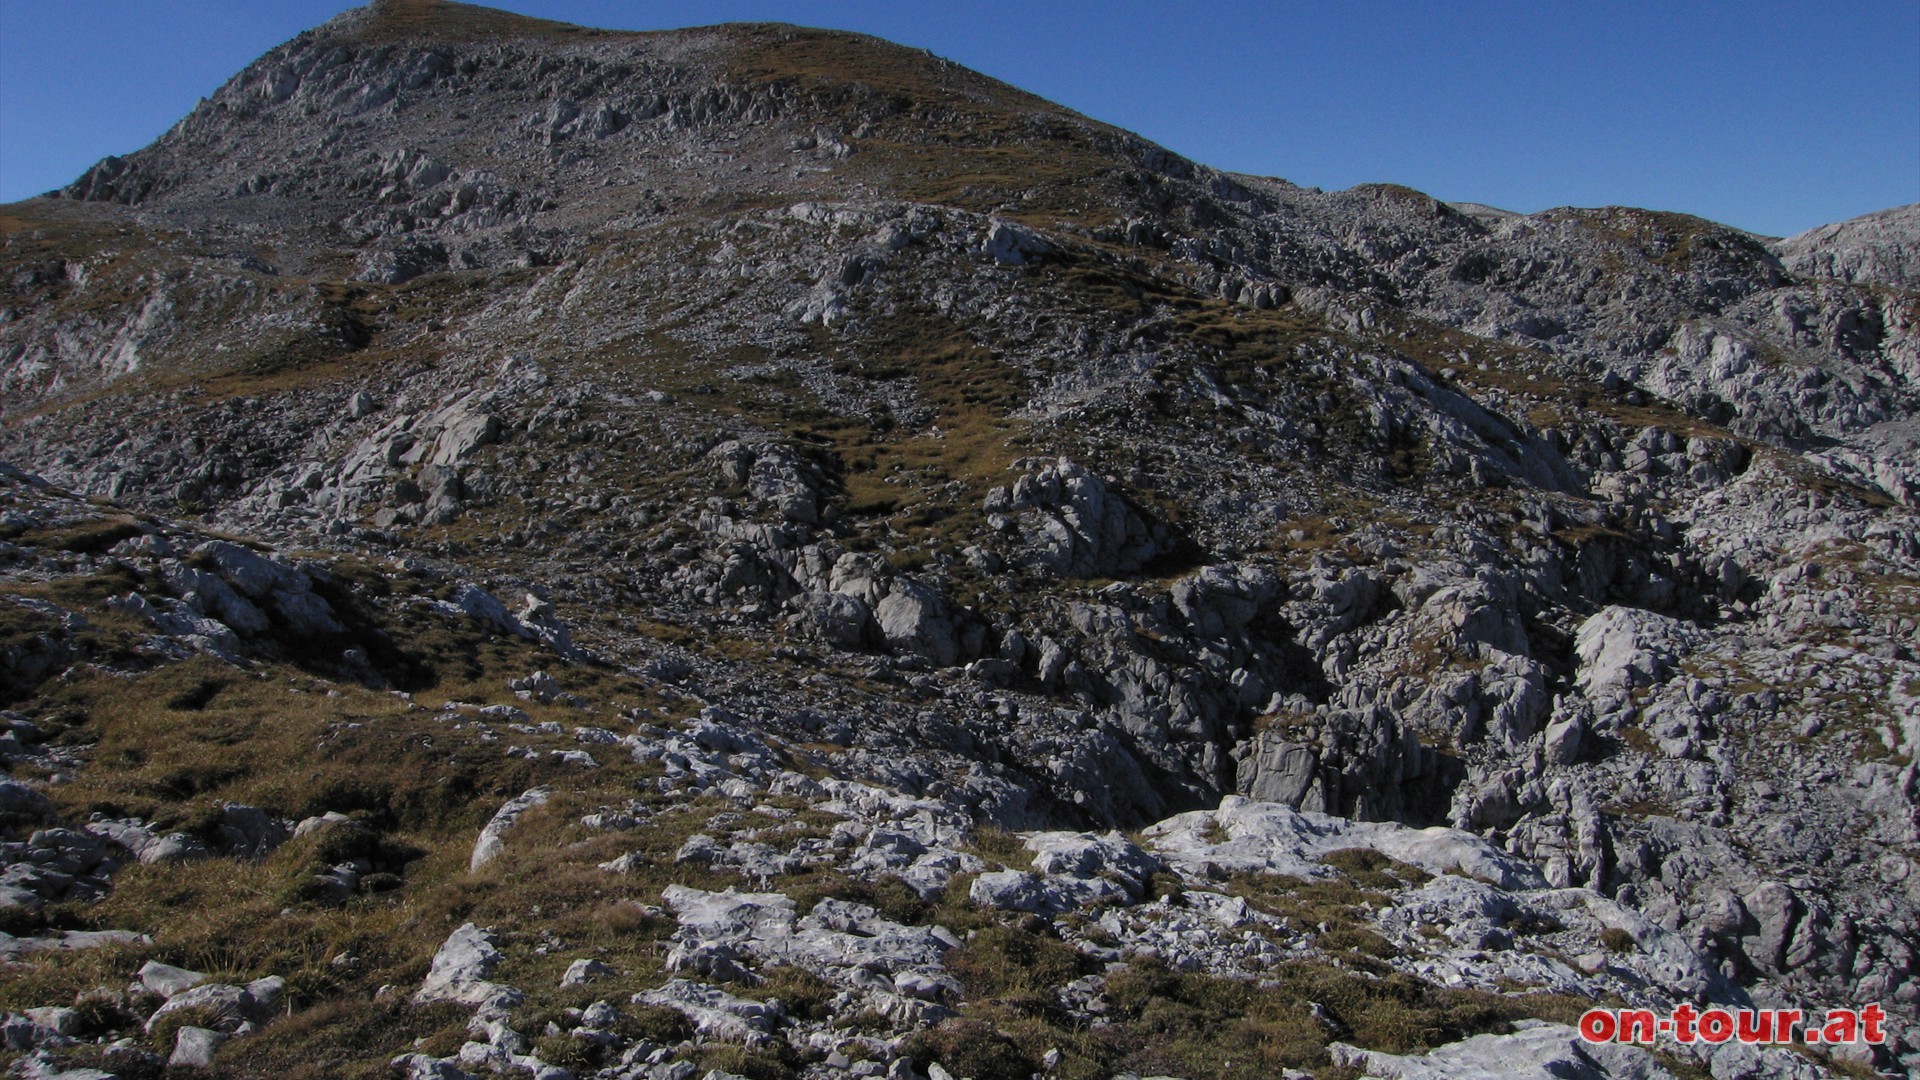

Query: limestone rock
<box><xmin>470</xmin><ymin>787</ymin><xmax>552</xmax><ymax>872</ymax></box>
<box><xmin>168</xmin><ymin>1026</ymin><xmax>228</xmax><ymax>1069</ymax></box>
<box><xmin>138</xmin><ymin>961</ymin><xmax>209</xmax><ymax>998</ymax></box>
<box><xmin>1330</xmin><ymin>1021</ymin><xmax>1681</xmax><ymax>1079</ymax></box>
<box><xmin>994</xmin><ymin>459</ymin><xmax>1165</xmax><ymax>579</ymax></box>
<box><xmin>1574</xmin><ymin>606</ymin><xmax>1696</xmax><ymax>701</ymax></box>
<box><xmin>416</xmin><ymin>923</ymin><xmax>523</xmax><ymax>1013</ymax></box>
<box><xmin>1147</xmin><ymin>796</ymin><xmax>1547</xmax><ymax>890</ymax></box>
<box><xmin>979</xmin><ymin>219</ymin><xmax>1053</xmax><ymax>265</ymax></box>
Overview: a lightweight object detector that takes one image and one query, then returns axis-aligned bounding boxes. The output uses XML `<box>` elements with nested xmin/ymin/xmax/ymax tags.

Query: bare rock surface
<box><xmin>0</xmin><ymin>2</ymin><xmax>1913</xmax><ymax>1078</ymax></box>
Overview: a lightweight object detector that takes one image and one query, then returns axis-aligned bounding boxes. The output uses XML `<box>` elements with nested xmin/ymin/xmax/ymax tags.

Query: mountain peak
<box><xmin>341</xmin><ymin>0</ymin><xmax>598</xmax><ymax>43</ymax></box>
<box><xmin>46</xmin><ymin>3</ymin><xmax>1137</xmax><ymax>243</ymax></box>
<box><xmin>1</xmin><ymin>6</ymin><xmax>1918</xmax><ymax>1078</ymax></box>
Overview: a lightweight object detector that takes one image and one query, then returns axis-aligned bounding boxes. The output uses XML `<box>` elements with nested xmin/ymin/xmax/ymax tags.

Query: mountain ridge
<box><xmin>0</xmin><ymin>4</ymin><xmax>1917</xmax><ymax>1078</ymax></box>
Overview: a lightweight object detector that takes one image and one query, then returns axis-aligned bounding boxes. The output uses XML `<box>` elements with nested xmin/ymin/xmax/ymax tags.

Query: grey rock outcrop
<box><xmin>469</xmin><ymin>787</ymin><xmax>552</xmax><ymax>871</ymax></box>
<box><xmin>416</xmin><ymin>923</ymin><xmax>522</xmax><ymax>1014</ymax></box>
<box><xmin>1331</xmin><ymin>1022</ymin><xmax>1680</xmax><ymax>1080</ymax></box>
<box><xmin>1775</xmin><ymin>202</ymin><xmax>1920</xmax><ymax>288</ymax></box>
<box><xmin>988</xmin><ymin>459</ymin><xmax>1167</xmax><ymax>578</ymax></box>
<box><xmin>0</xmin><ymin>4</ymin><xmax>1915</xmax><ymax>1076</ymax></box>
<box><xmin>1574</xmin><ymin>605</ymin><xmax>1697</xmax><ymax>701</ymax></box>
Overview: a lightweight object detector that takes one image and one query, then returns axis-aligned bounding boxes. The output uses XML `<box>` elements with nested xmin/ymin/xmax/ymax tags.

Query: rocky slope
<box><xmin>0</xmin><ymin>2</ymin><xmax>1917</xmax><ymax>1078</ymax></box>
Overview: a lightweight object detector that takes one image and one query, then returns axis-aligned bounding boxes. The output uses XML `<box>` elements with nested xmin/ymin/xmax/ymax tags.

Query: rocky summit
<box><xmin>1</xmin><ymin>2</ymin><xmax>1916</xmax><ymax>1078</ymax></box>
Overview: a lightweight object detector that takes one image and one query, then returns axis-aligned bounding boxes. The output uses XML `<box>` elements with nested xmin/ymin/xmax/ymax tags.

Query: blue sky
<box><xmin>2</xmin><ymin>1</ymin><xmax>1915</xmax><ymax>237</ymax></box>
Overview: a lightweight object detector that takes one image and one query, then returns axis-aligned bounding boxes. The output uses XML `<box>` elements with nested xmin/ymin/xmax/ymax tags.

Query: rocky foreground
<box><xmin>1</xmin><ymin>2</ymin><xmax>1917</xmax><ymax>1078</ymax></box>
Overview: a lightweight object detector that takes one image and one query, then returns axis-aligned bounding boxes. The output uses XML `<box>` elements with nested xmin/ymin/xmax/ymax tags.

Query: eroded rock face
<box><xmin>1147</xmin><ymin>796</ymin><xmax>1548</xmax><ymax>889</ymax></box>
<box><xmin>987</xmin><ymin>459</ymin><xmax>1168</xmax><ymax>579</ymax></box>
<box><xmin>1240</xmin><ymin>732</ymin><xmax>1320</xmax><ymax>806</ymax></box>
<box><xmin>0</xmin><ymin>4</ymin><xmax>1916</xmax><ymax>1077</ymax></box>
<box><xmin>1775</xmin><ymin>202</ymin><xmax>1920</xmax><ymax>289</ymax></box>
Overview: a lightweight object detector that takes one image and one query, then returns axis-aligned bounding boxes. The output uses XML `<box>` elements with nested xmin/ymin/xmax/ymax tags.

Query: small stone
<box><xmin>169</xmin><ymin>1026</ymin><xmax>229</xmax><ymax>1069</ymax></box>
<box><xmin>139</xmin><ymin>960</ymin><xmax>210</xmax><ymax>998</ymax></box>
<box><xmin>561</xmin><ymin>958</ymin><xmax>615</xmax><ymax>987</ymax></box>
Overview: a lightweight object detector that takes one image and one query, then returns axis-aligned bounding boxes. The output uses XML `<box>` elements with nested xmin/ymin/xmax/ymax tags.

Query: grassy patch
<box><xmin>10</xmin><ymin>515</ymin><xmax>146</xmax><ymax>553</ymax></box>
<box><xmin>965</xmin><ymin>827</ymin><xmax>1031</xmax><ymax>870</ymax></box>
<box><xmin>912</xmin><ymin>952</ymin><xmax>1589</xmax><ymax>1080</ymax></box>
<box><xmin>726</xmin><ymin>24</ymin><xmax>1130</xmax><ymax>221</ymax></box>
<box><xmin>1106</xmin><ymin>956</ymin><xmax>1586</xmax><ymax>1078</ymax></box>
<box><xmin>0</xmin><ymin>550</ymin><xmax>738</xmax><ymax>1075</ymax></box>
<box><xmin>904</xmin><ymin>1018</ymin><xmax>1037</xmax><ymax>1080</ymax></box>
<box><xmin>349</xmin><ymin>0</ymin><xmax>602</xmax><ymax>44</ymax></box>
<box><xmin>1224</xmin><ymin>871</ymin><xmax>1389</xmax><ymax>941</ymax></box>
<box><xmin>947</xmin><ymin>923</ymin><xmax>1093</xmax><ymax>1005</ymax></box>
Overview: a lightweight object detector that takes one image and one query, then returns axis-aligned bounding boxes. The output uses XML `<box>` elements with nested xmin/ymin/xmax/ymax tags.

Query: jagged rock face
<box><xmin>0</xmin><ymin>2</ymin><xmax>1918</xmax><ymax>1077</ymax></box>
<box><xmin>1777</xmin><ymin>202</ymin><xmax>1920</xmax><ymax>289</ymax></box>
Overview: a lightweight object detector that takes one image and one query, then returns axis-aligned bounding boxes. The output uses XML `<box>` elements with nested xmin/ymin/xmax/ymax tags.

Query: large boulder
<box><xmin>979</xmin><ymin>219</ymin><xmax>1054</xmax><ymax>265</ymax></box>
<box><xmin>1573</xmin><ymin>606</ymin><xmax>1696</xmax><ymax>701</ymax></box>
<box><xmin>873</xmin><ymin>579</ymin><xmax>962</xmax><ymax>667</ymax></box>
<box><xmin>632</xmin><ymin>979</ymin><xmax>782</xmax><ymax>1047</ymax></box>
<box><xmin>0</xmin><ymin>781</ymin><xmax>54</xmax><ymax>822</ymax></box>
<box><xmin>1023</xmin><ymin>831</ymin><xmax>1160</xmax><ymax>897</ymax></box>
<box><xmin>1171</xmin><ymin>562</ymin><xmax>1283</xmax><ymax>640</ymax></box>
<box><xmin>415</xmin><ymin>923</ymin><xmax>521</xmax><ymax>1014</ymax></box>
<box><xmin>145</xmin><ymin>977</ymin><xmax>283</xmax><ymax>1034</ymax></box>
<box><xmin>707</xmin><ymin>440</ymin><xmax>823</xmax><ymax>524</ymax></box>
<box><xmin>967</xmin><ymin>869</ymin><xmax>1128</xmax><ymax>914</ymax></box>
<box><xmin>988</xmin><ymin>459</ymin><xmax>1165</xmax><ymax>579</ymax></box>
<box><xmin>1147</xmin><ymin>796</ymin><xmax>1547</xmax><ymax>889</ymax></box>
<box><xmin>1420</xmin><ymin>573</ymin><xmax>1529</xmax><ymax>657</ymax></box>
<box><xmin>138</xmin><ymin>961</ymin><xmax>209</xmax><ymax>998</ymax></box>
<box><xmin>788</xmin><ymin>591</ymin><xmax>875</xmax><ymax>649</ymax></box>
